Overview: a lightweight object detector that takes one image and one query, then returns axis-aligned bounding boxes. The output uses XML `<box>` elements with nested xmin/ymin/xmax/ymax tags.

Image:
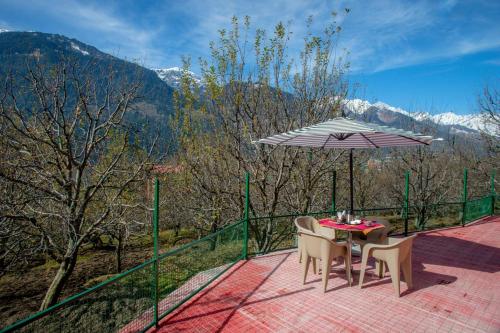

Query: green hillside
<box><xmin>0</xmin><ymin>31</ymin><xmax>175</xmax><ymax>139</ymax></box>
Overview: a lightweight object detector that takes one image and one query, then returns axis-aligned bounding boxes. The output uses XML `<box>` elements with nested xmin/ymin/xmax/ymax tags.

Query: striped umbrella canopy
<box><xmin>253</xmin><ymin>117</ymin><xmax>433</xmax><ymax>212</ymax></box>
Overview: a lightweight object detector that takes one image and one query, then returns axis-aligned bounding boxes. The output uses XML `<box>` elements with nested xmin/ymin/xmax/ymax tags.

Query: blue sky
<box><xmin>0</xmin><ymin>0</ymin><xmax>499</xmax><ymax>115</ymax></box>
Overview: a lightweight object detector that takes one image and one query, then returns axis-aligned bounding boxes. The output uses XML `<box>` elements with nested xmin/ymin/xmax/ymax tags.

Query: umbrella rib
<box><xmin>399</xmin><ymin>134</ymin><xmax>430</xmax><ymax>145</ymax></box>
<box><xmin>360</xmin><ymin>133</ymin><xmax>379</xmax><ymax>148</ymax></box>
<box><xmin>321</xmin><ymin>134</ymin><xmax>332</xmax><ymax>149</ymax></box>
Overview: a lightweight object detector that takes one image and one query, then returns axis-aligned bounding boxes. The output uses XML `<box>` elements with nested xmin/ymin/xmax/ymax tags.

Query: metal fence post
<box><xmin>491</xmin><ymin>170</ymin><xmax>496</xmax><ymax>215</ymax></box>
<box><xmin>462</xmin><ymin>169</ymin><xmax>468</xmax><ymax>226</ymax></box>
<box><xmin>404</xmin><ymin>171</ymin><xmax>409</xmax><ymax>236</ymax></box>
<box><xmin>331</xmin><ymin>170</ymin><xmax>337</xmax><ymax>214</ymax></box>
<box><xmin>153</xmin><ymin>178</ymin><xmax>160</xmax><ymax>327</ymax></box>
<box><xmin>243</xmin><ymin>172</ymin><xmax>250</xmax><ymax>260</ymax></box>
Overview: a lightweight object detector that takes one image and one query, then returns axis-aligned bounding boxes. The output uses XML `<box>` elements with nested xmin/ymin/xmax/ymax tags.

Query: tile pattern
<box><xmin>153</xmin><ymin>216</ymin><xmax>500</xmax><ymax>333</ymax></box>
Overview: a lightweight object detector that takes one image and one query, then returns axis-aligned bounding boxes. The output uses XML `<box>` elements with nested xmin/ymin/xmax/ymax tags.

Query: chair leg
<box><xmin>386</xmin><ymin>259</ymin><xmax>401</xmax><ymax>297</ymax></box>
<box><xmin>302</xmin><ymin>255</ymin><xmax>311</xmax><ymax>284</ymax></box>
<box><xmin>401</xmin><ymin>255</ymin><xmax>413</xmax><ymax>290</ymax></box>
<box><xmin>345</xmin><ymin>254</ymin><xmax>352</xmax><ymax>287</ymax></box>
<box><xmin>298</xmin><ymin>240</ymin><xmax>302</xmax><ymax>263</ymax></box>
<box><xmin>358</xmin><ymin>250</ymin><xmax>369</xmax><ymax>289</ymax></box>
<box><xmin>322</xmin><ymin>256</ymin><xmax>333</xmax><ymax>292</ymax></box>
<box><xmin>312</xmin><ymin>258</ymin><xmax>318</xmax><ymax>275</ymax></box>
<box><xmin>376</xmin><ymin>260</ymin><xmax>385</xmax><ymax>278</ymax></box>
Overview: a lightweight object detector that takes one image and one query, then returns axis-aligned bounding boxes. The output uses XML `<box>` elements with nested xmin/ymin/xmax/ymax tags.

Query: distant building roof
<box><xmin>150</xmin><ymin>164</ymin><xmax>183</xmax><ymax>174</ymax></box>
<box><xmin>367</xmin><ymin>158</ymin><xmax>382</xmax><ymax>170</ymax></box>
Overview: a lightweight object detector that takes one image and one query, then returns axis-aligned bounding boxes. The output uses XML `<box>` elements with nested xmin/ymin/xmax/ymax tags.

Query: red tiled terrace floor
<box><xmin>154</xmin><ymin>216</ymin><xmax>500</xmax><ymax>332</ymax></box>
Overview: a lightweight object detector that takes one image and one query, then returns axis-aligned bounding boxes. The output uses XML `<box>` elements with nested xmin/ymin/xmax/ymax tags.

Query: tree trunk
<box><xmin>209</xmin><ymin>221</ymin><xmax>218</xmax><ymax>251</ymax></box>
<box><xmin>115</xmin><ymin>230</ymin><xmax>124</xmax><ymax>273</ymax></box>
<box><xmin>40</xmin><ymin>254</ymin><xmax>77</xmax><ymax>310</ymax></box>
<box><xmin>262</xmin><ymin>219</ymin><xmax>273</xmax><ymax>254</ymax></box>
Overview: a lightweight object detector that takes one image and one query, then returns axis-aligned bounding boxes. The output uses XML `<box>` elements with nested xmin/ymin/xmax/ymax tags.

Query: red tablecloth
<box><xmin>319</xmin><ymin>218</ymin><xmax>384</xmax><ymax>235</ymax></box>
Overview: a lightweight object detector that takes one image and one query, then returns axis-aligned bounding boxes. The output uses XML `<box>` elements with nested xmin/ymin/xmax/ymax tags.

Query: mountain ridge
<box><xmin>344</xmin><ymin>99</ymin><xmax>492</xmax><ymax>135</ymax></box>
<box><xmin>152</xmin><ymin>67</ymin><xmax>201</xmax><ymax>89</ymax></box>
<box><xmin>0</xmin><ymin>31</ymin><xmax>494</xmax><ymax>139</ymax></box>
<box><xmin>0</xmin><ymin>31</ymin><xmax>175</xmax><ymax>141</ymax></box>
<box><xmin>152</xmin><ymin>67</ymin><xmax>493</xmax><ymax>136</ymax></box>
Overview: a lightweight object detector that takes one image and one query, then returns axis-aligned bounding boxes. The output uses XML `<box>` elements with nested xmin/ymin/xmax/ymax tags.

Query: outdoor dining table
<box><xmin>318</xmin><ymin>218</ymin><xmax>385</xmax><ymax>281</ymax></box>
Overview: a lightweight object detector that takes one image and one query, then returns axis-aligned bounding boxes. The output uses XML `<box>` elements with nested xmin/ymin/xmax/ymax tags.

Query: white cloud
<box><xmin>0</xmin><ymin>19</ymin><xmax>13</xmax><ymax>31</ymax></box>
<box><xmin>152</xmin><ymin>0</ymin><xmax>500</xmax><ymax>73</ymax></box>
<box><xmin>6</xmin><ymin>0</ymin><xmax>166</xmax><ymax>66</ymax></box>
<box><xmin>3</xmin><ymin>0</ymin><xmax>499</xmax><ymax>73</ymax></box>
<box><xmin>339</xmin><ymin>0</ymin><xmax>500</xmax><ymax>73</ymax></box>
<box><xmin>150</xmin><ymin>0</ymin><xmax>350</xmax><ymax>70</ymax></box>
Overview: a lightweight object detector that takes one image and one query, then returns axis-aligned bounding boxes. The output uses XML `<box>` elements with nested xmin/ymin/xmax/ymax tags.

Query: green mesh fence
<box><xmin>247</xmin><ymin>197</ymin><xmax>495</xmax><ymax>257</ymax></box>
<box><xmin>465</xmin><ymin>196</ymin><xmax>493</xmax><ymax>222</ymax></box>
<box><xmin>4</xmin><ymin>260</ymin><xmax>155</xmax><ymax>333</ymax></box>
<box><xmin>247</xmin><ymin>208</ymin><xmax>408</xmax><ymax>256</ymax></box>
<box><xmin>1</xmin><ymin>182</ymin><xmax>496</xmax><ymax>332</ymax></box>
<box><xmin>414</xmin><ymin>203</ymin><xmax>463</xmax><ymax>230</ymax></box>
<box><xmin>354</xmin><ymin>207</ymin><xmax>406</xmax><ymax>233</ymax></box>
<box><xmin>2</xmin><ymin>221</ymin><xmax>245</xmax><ymax>333</ymax></box>
<box><xmin>248</xmin><ymin>211</ymin><xmax>333</xmax><ymax>256</ymax></box>
<box><xmin>354</xmin><ymin>203</ymin><xmax>462</xmax><ymax>233</ymax></box>
<box><xmin>156</xmin><ymin>221</ymin><xmax>245</xmax><ymax>320</ymax></box>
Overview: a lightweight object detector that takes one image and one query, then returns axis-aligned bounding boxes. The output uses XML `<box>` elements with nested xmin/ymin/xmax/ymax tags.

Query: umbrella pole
<box><xmin>350</xmin><ymin>148</ymin><xmax>354</xmax><ymax>214</ymax></box>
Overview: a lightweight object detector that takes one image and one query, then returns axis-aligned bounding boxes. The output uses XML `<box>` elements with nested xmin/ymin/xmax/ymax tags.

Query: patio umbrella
<box><xmin>253</xmin><ymin>117</ymin><xmax>433</xmax><ymax>213</ymax></box>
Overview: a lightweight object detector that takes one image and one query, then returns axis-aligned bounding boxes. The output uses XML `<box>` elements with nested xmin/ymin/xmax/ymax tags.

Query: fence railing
<box><xmin>246</xmin><ymin>196</ymin><xmax>494</xmax><ymax>256</ymax></box>
<box><xmin>1</xmin><ymin>220</ymin><xmax>246</xmax><ymax>333</ymax></box>
<box><xmin>1</xmin><ymin>169</ymin><xmax>497</xmax><ymax>333</ymax></box>
<box><xmin>464</xmin><ymin>196</ymin><xmax>494</xmax><ymax>222</ymax></box>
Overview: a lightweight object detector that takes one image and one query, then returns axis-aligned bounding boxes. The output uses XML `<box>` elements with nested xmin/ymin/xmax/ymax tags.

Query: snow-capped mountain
<box><xmin>344</xmin><ymin>99</ymin><xmax>410</xmax><ymax>117</ymax></box>
<box><xmin>70</xmin><ymin>41</ymin><xmax>89</xmax><ymax>56</ymax></box>
<box><xmin>152</xmin><ymin>65</ymin><xmax>496</xmax><ymax>136</ymax></box>
<box><xmin>153</xmin><ymin>67</ymin><xmax>202</xmax><ymax>89</ymax></box>
<box><xmin>343</xmin><ymin>99</ymin><xmax>495</xmax><ymax>135</ymax></box>
<box><xmin>423</xmin><ymin>112</ymin><xmax>487</xmax><ymax>132</ymax></box>
<box><xmin>0</xmin><ymin>29</ymin><xmax>10</xmax><ymax>33</ymax></box>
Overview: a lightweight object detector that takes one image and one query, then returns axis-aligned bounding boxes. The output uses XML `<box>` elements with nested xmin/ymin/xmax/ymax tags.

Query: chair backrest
<box><xmin>295</xmin><ymin>216</ymin><xmax>335</xmax><ymax>239</ymax></box>
<box><xmin>294</xmin><ymin>216</ymin><xmax>317</xmax><ymax>233</ymax></box>
<box><xmin>365</xmin><ymin>216</ymin><xmax>392</xmax><ymax>238</ymax></box>
<box><xmin>298</xmin><ymin>230</ymin><xmax>345</xmax><ymax>259</ymax></box>
<box><xmin>387</xmin><ymin>234</ymin><xmax>417</xmax><ymax>261</ymax></box>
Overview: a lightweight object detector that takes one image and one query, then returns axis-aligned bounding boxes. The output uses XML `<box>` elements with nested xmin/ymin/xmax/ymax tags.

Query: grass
<box><xmin>32</xmin><ymin>259</ymin><xmax>60</xmax><ymax>272</ymax></box>
<box><xmin>31</xmin><ymin>253</ymin><xmax>96</xmax><ymax>273</ymax></box>
<box><xmin>128</xmin><ymin>228</ymin><xmax>198</xmax><ymax>249</ymax></box>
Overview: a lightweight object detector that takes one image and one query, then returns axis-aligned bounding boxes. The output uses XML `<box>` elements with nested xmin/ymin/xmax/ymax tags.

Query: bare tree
<box><xmin>171</xmin><ymin>13</ymin><xmax>350</xmax><ymax>253</ymax></box>
<box><xmin>479</xmin><ymin>84</ymin><xmax>500</xmax><ymax>133</ymax></box>
<box><xmin>0</xmin><ymin>59</ymin><xmax>157</xmax><ymax>309</ymax></box>
<box><xmin>477</xmin><ymin>85</ymin><xmax>500</xmax><ymax>181</ymax></box>
<box><xmin>381</xmin><ymin>119</ymin><xmax>461</xmax><ymax>230</ymax></box>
